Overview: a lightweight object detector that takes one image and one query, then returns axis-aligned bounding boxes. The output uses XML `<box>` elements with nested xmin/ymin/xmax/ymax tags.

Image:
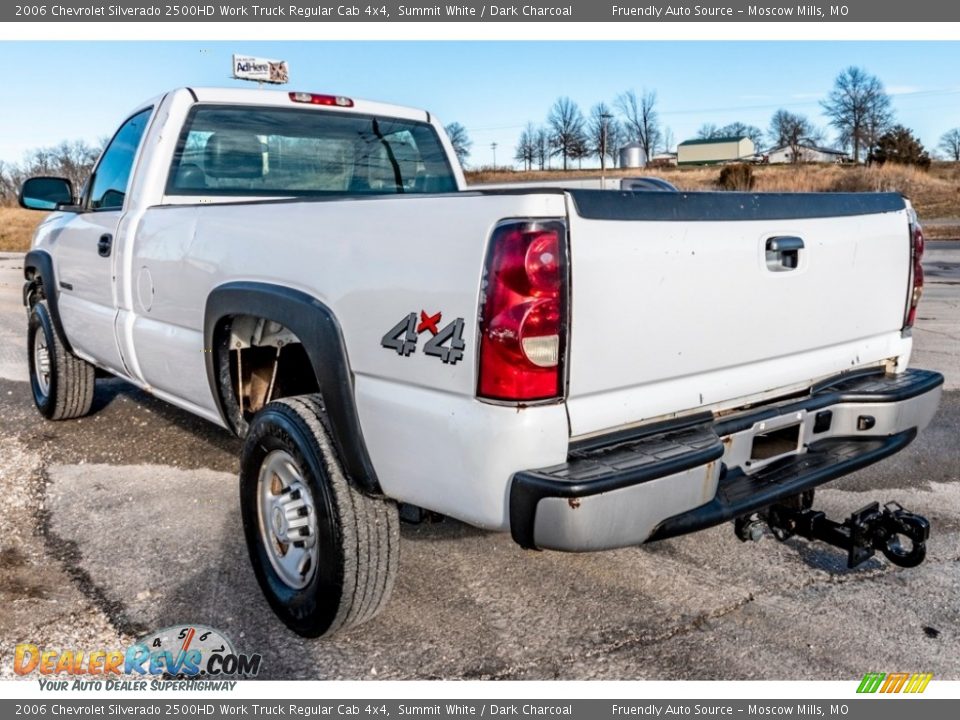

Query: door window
<box><xmin>88</xmin><ymin>108</ymin><xmax>152</xmax><ymax>210</ymax></box>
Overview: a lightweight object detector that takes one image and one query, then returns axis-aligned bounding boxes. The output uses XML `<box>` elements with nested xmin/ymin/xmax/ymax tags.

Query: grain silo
<box><xmin>619</xmin><ymin>143</ymin><xmax>646</xmax><ymax>169</ymax></box>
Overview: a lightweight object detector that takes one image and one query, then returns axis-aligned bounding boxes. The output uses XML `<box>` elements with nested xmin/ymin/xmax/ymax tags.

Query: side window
<box><xmin>88</xmin><ymin>109</ymin><xmax>152</xmax><ymax>211</ymax></box>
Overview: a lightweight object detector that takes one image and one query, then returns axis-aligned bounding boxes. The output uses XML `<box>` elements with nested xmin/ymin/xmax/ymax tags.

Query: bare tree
<box><xmin>588</xmin><ymin>103</ymin><xmax>619</xmax><ymax>172</ymax></box>
<box><xmin>605</xmin><ymin>121</ymin><xmax>625</xmax><ymax>167</ymax></box>
<box><xmin>514</xmin><ymin>123</ymin><xmax>537</xmax><ymax>171</ymax></box>
<box><xmin>52</xmin><ymin>140</ymin><xmax>101</xmax><ymax>192</ymax></box>
<box><xmin>697</xmin><ymin>122</ymin><xmax>763</xmax><ymax>148</ymax></box>
<box><xmin>821</xmin><ymin>66</ymin><xmax>893</xmax><ymax>163</ymax></box>
<box><xmin>696</xmin><ymin>123</ymin><xmax>721</xmax><ymax>140</ymax></box>
<box><xmin>718</xmin><ymin>122</ymin><xmax>765</xmax><ymax>149</ymax></box>
<box><xmin>659</xmin><ymin>126</ymin><xmax>675</xmax><ymax>154</ymax></box>
<box><xmin>0</xmin><ymin>160</ymin><xmax>22</xmax><ymax>205</ymax></box>
<box><xmin>0</xmin><ymin>138</ymin><xmax>102</xmax><ymax>205</ymax></box>
<box><xmin>547</xmin><ymin>97</ymin><xmax>587</xmax><ymax>171</ymax></box>
<box><xmin>534</xmin><ymin>126</ymin><xmax>550</xmax><ymax>171</ymax></box>
<box><xmin>616</xmin><ymin>89</ymin><xmax>660</xmax><ymax>164</ymax></box>
<box><xmin>569</xmin><ymin>135</ymin><xmax>591</xmax><ymax>170</ymax></box>
<box><xmin>443</xmin><ymin>122</ymin><xmax>472</xmax><ymax>166</ymax></box>
<box><xmin>769</xmin><ymin>110</ymin><xmax>818</xmax><ymax>163</ymax></box>
<box><xmin>938</xmin><ymin>128</ymin><xmax>960</xmax><ymax>161</ymax></box>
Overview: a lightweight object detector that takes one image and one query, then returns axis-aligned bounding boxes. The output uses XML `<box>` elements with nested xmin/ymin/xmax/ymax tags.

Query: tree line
<box><xmin>0</xmin><ymin>140</ymin><xmax>103</xmax><ymax>206</ymax></box>
<box><xmin>447</xmin><ymin>66</ymin><xmax>960</xmax><ymax>170</ymax></box>
<box><xmin>4</xmin><ymin>74</ymin><xmax>960</xmax><ymax>207</ymax></box>
<box><xmin>512</xmin><ymin>90</ymin><xmax>664</xmax><ymax>172</ymax></box>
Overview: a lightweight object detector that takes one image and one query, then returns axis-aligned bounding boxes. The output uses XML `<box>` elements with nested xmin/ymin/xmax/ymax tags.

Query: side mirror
<box><xmin>19</xmin><ymin>176</ymin><xmax>75</xmax><ymax>211</ymax></box>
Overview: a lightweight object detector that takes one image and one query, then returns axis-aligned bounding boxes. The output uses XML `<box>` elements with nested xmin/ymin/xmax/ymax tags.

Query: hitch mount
<box><xmin>735</xmin><ymin>493</ymin><xmax>930</xmax><ymax>569</ymax></box>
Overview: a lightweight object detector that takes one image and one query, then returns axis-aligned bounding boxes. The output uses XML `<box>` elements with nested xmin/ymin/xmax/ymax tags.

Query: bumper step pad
<box><xmin>510</xmin><ymin>367</ymin><xmax>943</xmax><ymax>552</ymax></box>
<box><xmin>524</xmin><ymin>424</ymin><xmax>721</xmax><ymax>489</ymax></box>
<box><xmin>648</xmin><ymin>430</ymin><xmax>916</xmax><ymax>542</ymax></box>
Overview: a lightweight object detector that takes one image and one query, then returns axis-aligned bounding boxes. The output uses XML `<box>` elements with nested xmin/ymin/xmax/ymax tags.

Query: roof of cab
<box><xmin>185</xmin><ymin>87</ymin><xmax>431</xmax><ymax>123</ymax></box>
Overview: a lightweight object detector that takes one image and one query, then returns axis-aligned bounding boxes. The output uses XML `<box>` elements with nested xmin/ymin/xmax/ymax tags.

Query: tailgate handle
<box><xmin>766</xmin><ymin>236</ymin><xmax>804</xmax><ymax>271</ymax></box>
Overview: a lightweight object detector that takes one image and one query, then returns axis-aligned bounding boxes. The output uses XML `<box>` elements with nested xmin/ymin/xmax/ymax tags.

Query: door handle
<box><xmin>98</xmin><ymin>233</ymin><xmax>113</xmax><ymax>258</ymax></box>
<box><xmin>765</xmin><ymin>236</ymin><xmax>804</xmax><ymax>270</ymax></box>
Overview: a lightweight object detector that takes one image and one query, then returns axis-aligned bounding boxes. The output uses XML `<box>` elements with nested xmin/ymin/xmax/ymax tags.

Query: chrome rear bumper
<box><xmin>509</xmin><ymin>369</ymin><xmax>943</xmax><ymax>552</ymax></box>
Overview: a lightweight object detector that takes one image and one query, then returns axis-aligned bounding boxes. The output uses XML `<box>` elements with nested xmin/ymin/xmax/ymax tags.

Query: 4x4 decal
<box><xmin>381</xmin><ymin>310</ymin><xmax>465</xmax><ymax>365</ymax></box>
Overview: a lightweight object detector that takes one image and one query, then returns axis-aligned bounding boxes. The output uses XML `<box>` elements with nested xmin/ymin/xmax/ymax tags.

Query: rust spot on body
<box><xmin>567</xmin><ymin>497</ymin><xmax>581</xmax><ymax>509</ymax></box>
<box><xmin>703</xmin><ymin>461</ymin><xmax>717</xmax><ymax>496</ymax></box>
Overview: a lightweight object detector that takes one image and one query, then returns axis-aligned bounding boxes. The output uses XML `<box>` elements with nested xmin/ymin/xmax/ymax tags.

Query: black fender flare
<box><xmin>23</xmin><ymin>249</ymin><xmax>74</xmax><ymax>354</ymax></box>
<box><xmin>204</xmin><ymin>281</ymin><xmax>381</xmax><ymax>494</ymax></box>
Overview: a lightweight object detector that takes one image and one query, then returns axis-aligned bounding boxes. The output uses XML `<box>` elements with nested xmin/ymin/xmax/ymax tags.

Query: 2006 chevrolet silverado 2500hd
<box><xmin>18</xmin><ymin>88</ymin><xmax>943</xmax><ymax>637</ymax></box>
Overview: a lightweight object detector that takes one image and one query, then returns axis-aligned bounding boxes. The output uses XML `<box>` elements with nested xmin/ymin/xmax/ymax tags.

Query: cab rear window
<box><xmin>166</xmin><ymin>105</ymin><xmax>458</xmax><ymax>197</ymax></box>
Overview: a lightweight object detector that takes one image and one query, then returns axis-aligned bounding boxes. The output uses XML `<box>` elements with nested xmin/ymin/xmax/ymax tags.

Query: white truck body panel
<box><xmin>25</xmin><ymin>87</ymin><xmax>932</xmax><ymax>535</ymax></box>
<box><xmin>565</xmin><ymin>210</ymin><xmax>913</xmax><ymax>437</ymax></box>
<box><xmin>119</xmin><ymin>192</ymin><xmax>570</xmax><ymax>529</ymax></box>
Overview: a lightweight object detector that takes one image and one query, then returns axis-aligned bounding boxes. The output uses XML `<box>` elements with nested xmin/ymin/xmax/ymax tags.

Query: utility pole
<box><xmin>491</xmin><ymin>142</ymin><xmax>498</xmax><ymax>169</ymax></box>
<box><xmin>600</xmin><ymin>112</ymin><xmax>613</xmax><ymax>189</ymax></box>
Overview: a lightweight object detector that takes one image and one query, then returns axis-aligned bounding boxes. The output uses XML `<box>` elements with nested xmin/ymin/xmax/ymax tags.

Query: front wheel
<box><xmin>27</xmin><ymin>300</ymin><xmax>95</xmax><ymax>420</ymax></box>
<box><xmin>239</xmin><ymin>395</ymin><xmax>399</xmax><ymax>638</ymax></box>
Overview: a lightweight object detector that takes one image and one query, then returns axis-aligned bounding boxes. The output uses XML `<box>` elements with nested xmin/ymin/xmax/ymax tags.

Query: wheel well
<box><xmin>214</xmin><ymin>315</ymin><xmax>320</xmax><ymax>434</ymax></box>
<box><xmin>204</xmin><ymin>281</ymin><xmax>382</xmax><ymax>493</ymax></box>
<box><xmin>24</xmin><ymin>267</ymin><xmax>44</xmax><ymax>306</ymax></box>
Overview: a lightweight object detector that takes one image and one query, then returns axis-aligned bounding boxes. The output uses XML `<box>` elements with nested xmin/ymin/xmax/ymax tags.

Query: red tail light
<box><xmin>477</xmin><ymin>220</ymin><xmax>568</xmax><ymax>402</ymax></box>
<box><xmin>904</xmin><ymin>219</ymin><xmax>924</xmax><ymax>329</ymax></box>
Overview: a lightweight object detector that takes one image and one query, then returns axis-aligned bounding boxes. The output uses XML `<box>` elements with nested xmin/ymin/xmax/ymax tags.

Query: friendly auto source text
<box><xmin>611</xmin><ymin>5</ymin><xmax>842</xmax><ymax>17</ymax></box>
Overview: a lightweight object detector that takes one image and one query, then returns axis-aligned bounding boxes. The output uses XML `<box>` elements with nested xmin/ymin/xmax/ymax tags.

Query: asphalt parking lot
<box><xmin>0</xmin><ymin>245</ymin><xmax>958</xmax><ymax>680</ymax></box>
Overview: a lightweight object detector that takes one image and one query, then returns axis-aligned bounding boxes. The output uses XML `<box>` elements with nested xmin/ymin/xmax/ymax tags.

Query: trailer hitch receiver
<box><xmin>736</xmin><ymin>497</ymin><xmax>930</xmax><ymax>569</ymax></box>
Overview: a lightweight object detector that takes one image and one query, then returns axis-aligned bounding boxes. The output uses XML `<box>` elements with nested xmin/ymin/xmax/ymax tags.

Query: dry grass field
<box><xmin>1</xmin><ymin>163</ymin><xmax>957</xmax><ymax>252</ymax></box>
<box><xmin>0</xmin><ymin>207</ymin><xmax>44</xmax><ymax>252</ymax></box>
<box><xmin>467</xmin><ymin>162</ymin><xmax>960</xmax><ymax>238</ymax></box>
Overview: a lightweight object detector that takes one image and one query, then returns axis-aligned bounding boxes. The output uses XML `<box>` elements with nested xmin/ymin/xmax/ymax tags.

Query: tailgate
<box><xmin>564</xmin><ymin>190</ymin><xmax>913</xmax><ymax>438</ymax></box>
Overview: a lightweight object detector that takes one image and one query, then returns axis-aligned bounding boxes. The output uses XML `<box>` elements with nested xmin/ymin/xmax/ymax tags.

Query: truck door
<box><xmin>53</xmin><ymin>108</ymin><xmax>152</xmax><ymax>374</ymax></box>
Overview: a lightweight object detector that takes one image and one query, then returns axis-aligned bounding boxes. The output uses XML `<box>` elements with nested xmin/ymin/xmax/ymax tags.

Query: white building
<box><xmin>764</xmin><ymin>143</ymin><xmax>849</xmax><ymax>164</ymax></box>
<box><xmin>677</xmin><ymin>136</ymin><xmax>755</xmax><ymax>165</ymax></box>
<box><xmin>648</xmin><ymin>152</ymin><xmax>678</xmax><ymax>167</ymax></box>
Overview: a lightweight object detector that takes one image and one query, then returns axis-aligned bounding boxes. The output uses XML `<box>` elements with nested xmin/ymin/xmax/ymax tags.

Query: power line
<box><xmin>463</xmin><ymin>87</ymin><xmax>960</xmax><ymax>134</ymax></box>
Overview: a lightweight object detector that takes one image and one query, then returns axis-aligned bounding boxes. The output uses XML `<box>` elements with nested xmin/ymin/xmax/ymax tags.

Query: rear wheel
<box><xmin>27</xmin><ymin>300</ymin><xmax>95</xmax><ymax>420</ymax></box>
<box><xmin>239</xmin><ymin>395</ymin><xmax>399</xmax><ymax>637</ymax></box>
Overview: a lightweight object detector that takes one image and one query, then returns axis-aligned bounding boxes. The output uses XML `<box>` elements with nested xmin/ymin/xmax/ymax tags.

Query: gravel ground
<box><xmin>0</xmin><ymin>434</ymin><xmax>132</xmax><ymax>680</ymax></box>
<box><xmin>0</xmin><ymin>249</ymin><xmax>957</xmax><ymax>681</ymax></box>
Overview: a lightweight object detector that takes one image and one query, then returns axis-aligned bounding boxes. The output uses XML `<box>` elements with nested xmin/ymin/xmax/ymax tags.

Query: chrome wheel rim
<box><xmin>257</xmin><ymin>449</ymin><xmax>319</xmax><ymax>590</ymax></box>
<box><xmin>33</xmin><ymin>330</ymin><xmax>51</xmax><ymax>397</ymax></box>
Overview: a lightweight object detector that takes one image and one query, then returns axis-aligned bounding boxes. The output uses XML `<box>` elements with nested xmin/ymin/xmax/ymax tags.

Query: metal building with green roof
<box><xmin>677</xmin><ymin>136</ymin><xmax>756</xmax><ymax>165</ymax></box>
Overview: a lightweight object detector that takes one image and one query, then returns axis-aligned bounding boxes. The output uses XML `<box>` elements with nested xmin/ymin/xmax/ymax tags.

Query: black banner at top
<box><xmin>5</xmin><ymin>1</ymin><xmax>960</xmax><ymax>23</ymax></box>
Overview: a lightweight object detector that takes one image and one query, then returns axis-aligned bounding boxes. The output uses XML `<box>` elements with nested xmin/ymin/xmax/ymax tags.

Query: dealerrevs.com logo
<box><xmin>14</xmin><ymin>625</ymin><xmax>261</xmax><ymax>690</ymax></box>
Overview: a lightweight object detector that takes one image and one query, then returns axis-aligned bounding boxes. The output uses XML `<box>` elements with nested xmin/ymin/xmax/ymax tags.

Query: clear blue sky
<box><xmin>2</xmin><ymin>41</ymin><xmax>959</xmax><ymax>167</ymax></box>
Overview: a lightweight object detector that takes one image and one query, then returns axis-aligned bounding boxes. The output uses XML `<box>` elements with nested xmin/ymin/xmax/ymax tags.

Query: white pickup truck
<box><xmin>20</xmin><ymin>87</ymin><xmax>943</xmax><ymax>638</ymax></box>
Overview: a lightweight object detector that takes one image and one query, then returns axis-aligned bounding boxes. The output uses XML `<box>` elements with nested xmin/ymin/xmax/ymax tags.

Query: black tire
<box><xmin>239</xmin><ymin>395</ymin><xmax>399</xmax><ymax>638</ymax></box>
<box><xmin>27</xmin><ymin>300</ymin><xmax>95</xmax><ymax>420</ymax></box>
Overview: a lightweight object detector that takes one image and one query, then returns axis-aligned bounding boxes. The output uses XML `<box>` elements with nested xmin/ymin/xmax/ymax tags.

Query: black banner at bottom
<box><xmin>1</xmin><ymin>700</ymin><xmax>958</xmax><ymax>720</ymax></box>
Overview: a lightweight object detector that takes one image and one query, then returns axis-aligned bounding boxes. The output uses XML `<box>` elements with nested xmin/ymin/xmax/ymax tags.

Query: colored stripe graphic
<box><xmin>857</xmin><ymin>672</ymin><xmax>932</xmax><ymax>694</ymax></box>
<box><xmin>905</xmin><ymin>673</ymin><xmax>934</xmax><ymax>694</ymax></box>
<box><xmin>857</xmin><ymin>673</ymin><xmax>886</xmax><ymax>693</ymax></box>
<box><xmin>886</xmin><ymin>673</ymin><xmax>909</xmax><ymax>693</ymax></box>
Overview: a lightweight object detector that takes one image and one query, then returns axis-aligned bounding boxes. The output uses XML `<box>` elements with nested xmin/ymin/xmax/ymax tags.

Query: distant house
<box><xmin>677</xmin><ymin>136</ymin><xmax>755</xmax><ymax>165</ymax></box>
<box><xmin>648</xmin><ymin>152</ymin><xmax>678</xmax><ymax>167</ymax></box>
<box><xmin>764</xmin><ymin>143</ymin><xmax>849</xmax><ymax>164</ymax></box>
